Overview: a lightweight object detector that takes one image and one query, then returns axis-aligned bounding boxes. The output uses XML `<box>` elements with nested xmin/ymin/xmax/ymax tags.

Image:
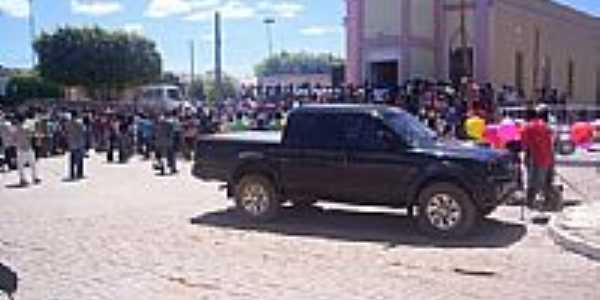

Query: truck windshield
<box><xmin>383</xmin><ymin>110</ymin><xmax>438</xmax><ymax>148</ymax></box>
<box><xmin>167</xmin><ymin>89</ymin><xmax>182</xmax><ymax>101</ymax></box>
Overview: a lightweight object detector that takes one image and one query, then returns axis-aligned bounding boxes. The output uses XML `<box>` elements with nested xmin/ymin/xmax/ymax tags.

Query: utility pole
<box><xmin>263</xmin><ymin>17</ymin><xmax>275</xmax><ymax>57</ymax></box>
<box><xmin>190</xmin><ymin>39</ymin><xmax>195</xmax><ymax>101</ymax></box>
<box><xmin>28</xmin><ymin>0</ymin><xmax>36</xmax><ymax>67</ymax></box>
<box><xmin>459</xmin><ymin>0</ymin><xmax>469</xmax><ymax>79</ymax></box>
<box><xmin>215</xmin><ymin>11</ymin><xmax>223</xmax><ymax>104</ymax></box>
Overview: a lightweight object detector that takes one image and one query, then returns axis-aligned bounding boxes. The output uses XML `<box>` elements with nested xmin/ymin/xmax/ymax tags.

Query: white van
<box><xmin>138</xmin><ymin>85</ymin><xmax>193</xmax><ymax>112</ymax></box>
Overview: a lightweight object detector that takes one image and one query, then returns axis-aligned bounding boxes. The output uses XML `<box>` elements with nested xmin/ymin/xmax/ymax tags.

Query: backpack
<box><xmin>0</xmin><ymin>262</ymin><xmax>17</xmax><ymax>299</ymax></box>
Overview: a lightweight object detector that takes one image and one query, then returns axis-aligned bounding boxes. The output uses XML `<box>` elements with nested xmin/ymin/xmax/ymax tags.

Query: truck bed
<box><xmin>193</xmin><ymin>131</ymin><xmax>282</xmax><ymax>182</ymax></box>
<box><xmin>199</xmin><ymin>131</ymin><xmax>282</xmax><ymax>145</ymax></box>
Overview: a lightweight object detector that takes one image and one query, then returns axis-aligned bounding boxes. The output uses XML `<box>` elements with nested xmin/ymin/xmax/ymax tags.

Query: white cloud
<box><xmin>122</xmin><ymin>23</ymin><xmax>144</xmax><ymax>35</ymax></box>
<box><xmin>146</xmin><ymin>0</ymin><xmax>304</xmax><ymax>22</ymax></box>
<box><xmin>0</xmin><ymin>0</ymin><xmax>30</xmax><ymax>18</ymax></box>
<box><xmin>71</xmin><ymin>0</ymin><xmax>123</xmax><ymax>16</ymax></box>
<box><xmin>257</xmin><ymin>1</ymin><xmax>304</xmax><ymax>18</ymax></box>
<box><xmin>300</xmin><ymin>25</ymin><xmax>341</xmax><ymax>36</ymax></box>
<box><xmin>145</xmin><ymin>0</ymin><xmax>220</xmax><ymax>18</ymax></box>
<box><xmin>183</xmin><ymin>10</ymin><xmax>213</xmax><ymax>21</ymax></box>
<box><xmin>184</xmin><ymin>1</ymin><xmax>255</xmax><ymax>22</ymax></box>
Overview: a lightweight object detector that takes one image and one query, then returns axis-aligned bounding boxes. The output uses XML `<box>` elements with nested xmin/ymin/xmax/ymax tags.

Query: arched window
<box><xmin>595</xmin><ymin>66</ymin><xmax>600</xmax><ymax>105</ymax></box>
<box><xmin>514</xmin><ymin>51</ymin><xmax>524</xmax><ymax>93</ymax></box>
<box><xmin>543</xmin><ymin>55</ymin><xmax>552</xmax><ymax>89</ymax></box>
<box><xmin>567</xmin><ymin>59</ymin><xmax>575</xmax><ymax>98</ymax></box>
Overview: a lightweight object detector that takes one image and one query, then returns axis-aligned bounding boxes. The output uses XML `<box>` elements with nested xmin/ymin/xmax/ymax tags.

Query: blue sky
<box><xmin>0</xmin><ymin>0</ymin><xmax>598</xmax><ymax>78</ymax></box>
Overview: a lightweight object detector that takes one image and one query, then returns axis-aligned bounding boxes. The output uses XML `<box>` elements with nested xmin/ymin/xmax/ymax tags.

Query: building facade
<box><xmin>345</xmin><ymin>0</ymin><xmax>600</xmax><ymax>103</ymax></box>
<box><xmin>257</xmin><ymin>74</ymin><xmax>333</xmax><ymax>90</ymax></box>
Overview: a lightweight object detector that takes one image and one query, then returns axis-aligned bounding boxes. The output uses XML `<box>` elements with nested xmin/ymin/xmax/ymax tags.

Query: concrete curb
<box><xmin>548</xmin><ymin>214</ymin><xmax>600</xmax><ymax>262</ymax></box>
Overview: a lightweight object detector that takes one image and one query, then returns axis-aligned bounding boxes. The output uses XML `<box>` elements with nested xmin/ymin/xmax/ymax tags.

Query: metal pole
<box><xmin>190</xmin><ymin>39</ymin><xmax>195</xmax><ymax>101</ymax></box>
<box><xmin>215</xmin><ymin>12</ymin><xmax>223</xmax><ymax>104</ymax></box>
<box><xmin>264</xmin><ymin>18</ymin><xmax>275</xmax><ymax>57</ymax></box>
<box><xmin>28</xmin><ymin>0</ymin><xmax>36</xmax><ymax>67</ymax></box>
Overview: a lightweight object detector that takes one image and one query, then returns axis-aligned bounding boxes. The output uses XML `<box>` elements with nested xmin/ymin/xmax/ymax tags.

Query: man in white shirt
<box><xmin>14</xmin><ymin>113</ymin><xmax>40</xmax><ymax>186</ymax></box>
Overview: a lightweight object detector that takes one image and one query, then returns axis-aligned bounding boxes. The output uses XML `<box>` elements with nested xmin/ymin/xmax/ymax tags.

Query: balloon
<box><xmin>498</xmin><ymin>120</ymin><xmax>519</xmax><ymax>143</ymax></box>
<box><xmin>571</xmin><ymin>122</ymin><xmax>594</xmax><ymax>146</ymax></box>
<box><xmin>484</xmin><ymin>125</ymin><xmax>503</xmax><ymax>148</ymax></box>
<box><xmin>465</xmin><ymin>116</ymin><xmax>486</xmax><ymax>142</ymax></box>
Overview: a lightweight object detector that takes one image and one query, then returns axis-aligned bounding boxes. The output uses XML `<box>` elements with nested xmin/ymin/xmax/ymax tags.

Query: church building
<box><xmin>345</xmin><ymin>0</ymin><xmax>600</xmax><ymax>103</ymax></box>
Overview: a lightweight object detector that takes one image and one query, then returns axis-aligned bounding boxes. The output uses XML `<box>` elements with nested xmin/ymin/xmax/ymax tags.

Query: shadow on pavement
<box><xmin>4</xmin><ymin>183</ymin><xmax>28</xmax><ymax>189</ymax></box>
<box><xmin>190</xmin><ymin>206</ymin><xmax>527</xmax><ymax>249</ymax></box>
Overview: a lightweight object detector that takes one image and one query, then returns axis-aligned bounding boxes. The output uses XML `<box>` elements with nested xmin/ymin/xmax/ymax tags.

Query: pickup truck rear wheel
<box><xmin>234</xmin><ymin>174</ymin><xmax>280</xmax><ymax>222</ymax></box>
<box><xmin>417</xmin><ymin>183</ymin><xmax>477</xmax><ymax>238</ymax></box>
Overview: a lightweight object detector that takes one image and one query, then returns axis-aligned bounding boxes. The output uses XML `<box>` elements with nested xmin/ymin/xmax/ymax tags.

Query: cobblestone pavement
<box><xmin>554</xmin><ymin>201</ymin><xmax>600</xmax><ymax>251</ymax></box>
<box><xmin>0</xmin><ymin>154</ymin><xmax>599</xmax><ymax>300</ymax></box>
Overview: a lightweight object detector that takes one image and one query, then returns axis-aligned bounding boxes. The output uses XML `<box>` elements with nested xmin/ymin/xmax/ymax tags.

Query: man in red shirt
<box><xmin>521</xmin><ymin>107</ymin><xmax>557</xmax><ymax>210</ymax></box>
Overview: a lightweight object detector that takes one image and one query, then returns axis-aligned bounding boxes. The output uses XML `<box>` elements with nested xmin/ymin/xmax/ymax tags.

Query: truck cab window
<box><xmin>341</xmin><ymin>114</ymin><xmax>388</xmax><ymax>151</ymax></box>
<box><xmin>285</xmin><ymin>113</ymin><xmax>344</xmax><ymax>149</ymax></box>
<box><xmin>383</xmin><ymin>110</ymin><xmax>437</xmax><ymax>148</ymax></box>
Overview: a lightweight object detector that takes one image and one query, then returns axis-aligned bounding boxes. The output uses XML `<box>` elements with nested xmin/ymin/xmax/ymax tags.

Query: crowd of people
<box><xmin>0</xmin><ymin>101</ymin><xmax>291</xmax><ymax>187</ymax></box>
<box><xmin>0</xmin><ymin>79</ymin><xmax>587</xmax><ymax>213</ymax></box>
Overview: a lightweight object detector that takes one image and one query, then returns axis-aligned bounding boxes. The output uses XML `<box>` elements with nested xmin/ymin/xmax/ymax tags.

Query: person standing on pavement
<box><xmin>65</xmin><ymin>112</ymin><xmax>86</xmax><ymax>180</ymax></box>
<box><xmin>521</xmin><ymin>107</ymin><xmax>558</xmax><ymax>211</ymax></box>
<box><xmin>137</xmin><ymin>114</ymin><xmax>154</xmax><ymax>160</ymax></box>
<box><xmin>106</xmin><ymin>115</ymin><xmax>119</xmax><ymax>163</ymax></box>
<box><xmin>167</xmin><ymin>113</ymin><xmax>179</xmax><ymax>174</ymax></box>
<box><xmin>14</xmin><ymin>113</ymin><xmax>40</xmax><ymax>186</ymax></box>
<box><xmin>154</xmin><ymin>114</ymin><xmax>176</xmax><ymax>175</ymax></box>
<box><xmin>0</xmin><ymin>112</ymin><xmax>10</xmax><ymax>170</ymax></box>
<box><xmin>117</xmin><ymin>115</ymin><xmax>131</xmax><ymax>164</ymax></box>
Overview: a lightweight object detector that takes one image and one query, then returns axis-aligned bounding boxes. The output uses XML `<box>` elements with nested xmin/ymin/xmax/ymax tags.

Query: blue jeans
<box><xmin>70</xmin><ymin>148</ymin><xmax>84</xmax><ymax>179</ymax></box>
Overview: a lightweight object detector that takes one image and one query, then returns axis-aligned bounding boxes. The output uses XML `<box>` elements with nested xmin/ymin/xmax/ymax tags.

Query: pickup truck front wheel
<box><xmin>234</xmin><ymin>174</ymin><xmax>280</xmax><ymax>222</ymax></box>
<box><xmin>417</xmin><ymin>183</ymin><xmax>477</xmax><ymax>238</ymax></box>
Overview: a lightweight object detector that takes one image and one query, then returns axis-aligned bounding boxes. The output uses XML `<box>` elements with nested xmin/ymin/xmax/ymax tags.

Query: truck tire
<box><xmin>417</xmin><ymin>182</ymin><xmax>477</xmax><ymax>238</ymax></box>
<box><xmin>234</xmin><ymin>174</ymin><xmax>280</xmax><ymax>222</ymax></box>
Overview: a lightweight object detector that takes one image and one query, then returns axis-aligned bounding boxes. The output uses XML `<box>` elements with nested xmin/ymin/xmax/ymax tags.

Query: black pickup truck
<box><xmin>193</xmin><ymin>105</ymin><xmax>517</xmax><ymax>237</ymax></box>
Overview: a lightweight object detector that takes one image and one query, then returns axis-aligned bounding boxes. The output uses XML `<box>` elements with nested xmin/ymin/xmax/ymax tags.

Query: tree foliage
<box><xmin>34</xmin><ymin>26</ymin><xmax>162</xmax><ymax>100</ymax></box>
<box><xmin>3</xmin><ymin>74</ymin><xmax>63</xmax><ymax>105</ymax></box>
<box><xmin>202</xmin><ymin>72</ymin><xmax>238</xmax><ymax>104</ymax></box>
<box><xmin>254</xmin><ymin>51</ymin><xmax>343</xmax><ymax>77</ymax></box>
<box><xmin>188</xmin><ymin>79</ymin><xmax>205</xmax><ymax>101</ymax></box>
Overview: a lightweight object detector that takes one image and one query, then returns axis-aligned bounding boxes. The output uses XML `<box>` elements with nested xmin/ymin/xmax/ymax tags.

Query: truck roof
<box><xmin>291</xmin><ymin>104</ymin><xmax>394</xmax><ymax>115</ymax></box>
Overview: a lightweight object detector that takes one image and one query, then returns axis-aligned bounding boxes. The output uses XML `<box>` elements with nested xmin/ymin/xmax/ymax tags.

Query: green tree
<box><xmin>4</xmin><ymin>74</ymin><xmax>63</xmax><ymax>106</ymax></box>
<box><xmin>188</xmin><ymin>79</ymin><xmax>205</xmax><ymax>101</ymax></box>
<box><xmin>202</xmin><ymin>72</ymin><xmax>238</xmax><ymax>104</ymax></box>
<box><xmin>34</xmin><ymin>26</ymin><xmax>162</xmax><ymax>101</ymax></box>
<box><xmin>254</xmin><ymin>51</ymin><xmax>343</xmax><ymax>77</ymax></box>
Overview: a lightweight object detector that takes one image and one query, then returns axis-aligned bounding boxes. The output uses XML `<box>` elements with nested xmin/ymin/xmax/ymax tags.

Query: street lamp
<box><xmin>263</xmin><ymin>17</ymin><xmax>275</xmax><ymax>58</ymax></box>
